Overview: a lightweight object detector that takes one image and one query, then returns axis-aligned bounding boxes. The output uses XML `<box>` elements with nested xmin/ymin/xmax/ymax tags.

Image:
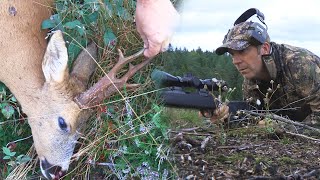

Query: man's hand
<box><xmin>201</xmin><ymin>104</ymin><xmax>230</xmax><ymax>123</ymax></box>
<box><xmin>136</xmin><ymin>0</ymin><xmax>180</xmax><ymax>59</ymax></box>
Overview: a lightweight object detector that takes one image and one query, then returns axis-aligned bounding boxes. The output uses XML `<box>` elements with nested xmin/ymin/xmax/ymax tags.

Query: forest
<box><xmin>161</xmin><ymin>46</ymin><xmax>244</xmax><ymax>100</ymax></box>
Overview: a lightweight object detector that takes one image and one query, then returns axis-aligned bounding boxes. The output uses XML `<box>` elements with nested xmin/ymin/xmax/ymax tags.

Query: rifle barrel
<box><xmin>151</xmin><ymin>70</ymin><xmax>226</xmax><ymax>91</ymax></box>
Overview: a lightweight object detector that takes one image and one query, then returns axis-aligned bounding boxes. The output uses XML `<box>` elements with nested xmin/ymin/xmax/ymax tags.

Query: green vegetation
<box><xmin>278</xmin><ymin>156</ymin><xmax>301</xmax><ymax>165</ymax></box>
<box><xmin>161</xmin><ymin>47</ymin><xmax>244</xmax><ymax>100</ymax></box>
<box><xmin>161</xmin><ymin>108</ymin><xmax>204</xmax><ymax>129</ymax></box>
<box><xmin>0</xmin><ymin>83</ymin><xmax>32</xmax><ymax>177</ymax></box>
<box><xmin>0</xmin><ymin>0</ymin><xmax>247</xmax><ymax>179</ymax></box>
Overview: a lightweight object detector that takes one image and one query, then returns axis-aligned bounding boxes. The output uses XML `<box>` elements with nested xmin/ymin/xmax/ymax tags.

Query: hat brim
<box><xmin>215</xmin><ymin>40</ymin><xmax>250</xmax><ymax>55</ymax></box>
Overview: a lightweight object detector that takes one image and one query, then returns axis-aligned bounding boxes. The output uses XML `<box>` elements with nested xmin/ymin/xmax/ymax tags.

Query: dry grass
<box><xmin>5</xmin><ymin>0</ymin><xmax>174</xmax><ymax>179</ymax></box>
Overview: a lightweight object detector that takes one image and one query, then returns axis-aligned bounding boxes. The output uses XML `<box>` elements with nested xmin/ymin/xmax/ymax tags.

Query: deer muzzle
<box><xmin>40</xmin><ymin>159</ymin><xmax>66</xmax><ymax>180</ymax></box>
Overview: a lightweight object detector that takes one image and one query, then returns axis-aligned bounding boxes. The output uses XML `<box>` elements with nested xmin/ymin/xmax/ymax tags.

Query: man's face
<box><xmin>228</xmin><ymin>45</ymin><xmax>264</xmax><ymax>80</ymax></box>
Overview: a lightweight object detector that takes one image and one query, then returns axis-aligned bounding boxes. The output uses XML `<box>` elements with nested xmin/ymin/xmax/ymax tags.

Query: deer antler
<box><xmin>74</xmin><ymin>48</ymin><xmax>152</xmax><ymax>109</ymax></box>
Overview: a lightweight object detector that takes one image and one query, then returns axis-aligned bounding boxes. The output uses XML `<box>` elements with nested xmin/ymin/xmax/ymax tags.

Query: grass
<box><xmin>1</xmin><ymin>0</ymin><xmax>177</xmax><ymax>179</ymax></box>
<box><xmin>278</xmin><ymin>156</ymin><xmax>301</xmax><ymax>165</ymax></box>
<box><xmin>2</xmin><ymin>0</ymin><xmax>300</xmax><ymax>179</ymax></box>
<box><xmin>162</xmin><ymin>107</ymin><xmax>205</xmax><ymax>129</ymax></box>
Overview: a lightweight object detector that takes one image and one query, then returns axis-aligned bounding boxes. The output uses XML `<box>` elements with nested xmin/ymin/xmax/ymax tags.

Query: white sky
<box><xmin>171</xmin><ymin>0</ymin><xmax>320</xmax><ymax>56</ymax></box>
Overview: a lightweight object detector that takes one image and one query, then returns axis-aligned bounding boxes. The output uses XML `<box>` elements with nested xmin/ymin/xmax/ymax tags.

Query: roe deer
<box><xmin>1</xmin><ymin>1</ymin><xmax>150</xmax><ymax>179</ymax></box>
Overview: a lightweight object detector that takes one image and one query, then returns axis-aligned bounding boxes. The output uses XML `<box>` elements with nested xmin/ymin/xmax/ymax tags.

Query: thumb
<box><xmin>144</xmin><ymin>39</ymin><xmax>162</xmax><ymax>59</ymax></box>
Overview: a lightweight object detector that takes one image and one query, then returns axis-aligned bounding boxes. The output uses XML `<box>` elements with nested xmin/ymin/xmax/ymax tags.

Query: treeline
<box><xmin>159</xmin><ymin>46</ymin><xmax>244</xmax><ymax>100</ymax></box>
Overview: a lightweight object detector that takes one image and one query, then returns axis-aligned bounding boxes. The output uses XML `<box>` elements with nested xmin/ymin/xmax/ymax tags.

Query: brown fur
<box><xmin>0</xmin><ymin>0</ymin><xmax>52</xmax><ymax>105</ymax></box>
<box><xmin>0</xmin><ymin>1</ymin><xmax>97</xmax><ymax>178</ymax></box>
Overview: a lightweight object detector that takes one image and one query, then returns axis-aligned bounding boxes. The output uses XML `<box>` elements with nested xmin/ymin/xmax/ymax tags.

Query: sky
<box><xmin>171</xmin><ymin>0</ymin><xmax>320</xmax><ymax>56</ymax></box>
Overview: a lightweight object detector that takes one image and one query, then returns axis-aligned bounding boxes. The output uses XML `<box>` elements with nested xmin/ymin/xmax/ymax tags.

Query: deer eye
<box><xmin>58</xmin><ymin>117</ymin><xmax>68</xmax><ymax>131</ymax></box>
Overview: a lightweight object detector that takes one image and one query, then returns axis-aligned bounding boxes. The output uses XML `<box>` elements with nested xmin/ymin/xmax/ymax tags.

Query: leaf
<box><xmin>3</xmin><ymin>156</ymin><xmax>11</xmax><ymax>160</ymax></box>
<box><xmin>16</xmin><ymin>155</ymin><xmax>31</xmax><ymax>164</ymax></box>
<box><xmin>41</xmin><ymin>19</ymin><xmax>56</xmax><ymax>29</ymax></box>
<box><xmin>64</xmin><ymin>20</ymin><xmax>82</xmax><ymax>29</ymax></box>
<box><xmin>0</xmin><ymin>82</ymin><xmax>6</xmax><ymax>91</ymax></box>
<box><xmin>7</xmin><ymin>160</ymin><xmax>16</xmax><ymax>167</ymax></box>
<box><xmin>103</xmin><ymin>28</ymin><xmax>117</xmax><ymax>48</ymax></box>
<box><xmin>151</xmin><ymin>111</ymin><xmax>168</xmax><ymax>139</ymax></box>
<box><xmin>83</xmin><ymin>11</ymin><xmax>99</xmax><ymax>24</ymax></box>
<box><xmin>116</xmin><ymin>6</ymin><xmax>131</xmax><ymax>20</ymax></box>
<box><xmin>64</xmin><ymin>20</ymin><xmax>85</xmax><ymax>36</ymax></box>
<box><xmin>84</xmin><ymin>0</ymin><xmax>99</xmax><ymax>3</ymax></box>
<box><xmin>41</xmin><ymin>14</ymin><xmax>63</xmax><ymax>30</ymax></box>
<box><xmin>1</xmin><ymin>104</ymin><xmax>15</xmax><ymax>119</ymax></box>
<box><xmin>2</xmin><ymin>147</ymin><xmax>15</xmax><ymax>157</ymax></box>
<box><xmin>10</xmin><ymin>96</ymin><xmax>17</xmax><ymax>102</ymax></box>
<box><xmin>151</xmin><ymin>111</ymin><xmax>162</xmax><ymax>129</ymax></box>
<box><xmin>103</xmin><ymin>0</ymin><xmax>113</xmax><ymax>18</ymax></box>
<box><xmin>76</xmin><ymin>26</ymin><xmax>85</xmax><ymax>36</ymax></box>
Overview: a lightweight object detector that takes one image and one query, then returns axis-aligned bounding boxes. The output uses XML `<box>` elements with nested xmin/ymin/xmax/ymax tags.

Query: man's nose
<box><xmin>232</xmin><ymin>55</ymin><xmax>242</xmax><ymax>64</ymax></box>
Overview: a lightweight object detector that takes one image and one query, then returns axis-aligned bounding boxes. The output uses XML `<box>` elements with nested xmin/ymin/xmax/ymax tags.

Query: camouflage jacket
<box><xmin>242</xmin><ymin>42</ymin><xmax>320</xmax><ymax>123</ymax></box>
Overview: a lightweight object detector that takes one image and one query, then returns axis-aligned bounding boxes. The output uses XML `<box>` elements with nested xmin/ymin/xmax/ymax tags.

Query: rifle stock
<box><xmin>160</xmin><ymin>87</ymin><xmax>251</xmax><ymax>115</ymax></box>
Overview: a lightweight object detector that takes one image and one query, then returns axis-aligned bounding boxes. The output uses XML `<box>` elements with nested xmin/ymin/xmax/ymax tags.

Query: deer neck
<box><xmin>0</xmin><ymin>0</ymin><xmax>53</xmax><ymax>114</ymax></box>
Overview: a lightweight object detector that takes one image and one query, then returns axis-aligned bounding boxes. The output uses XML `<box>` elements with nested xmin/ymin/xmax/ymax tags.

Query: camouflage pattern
<box><xmin>216</xmin><ymin>22</ymin><xmax>255</xmax><ymax>55</ymax></box>
<box><xmin>243</xmin><ymin>42</ymin><xmax>320</xmax><ymax>124</ymax></box>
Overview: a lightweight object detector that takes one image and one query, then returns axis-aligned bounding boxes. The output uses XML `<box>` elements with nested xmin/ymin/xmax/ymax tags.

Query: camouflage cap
<box><xmin>216</xmin><ymin>21</ymin><xmax>254</xmax><ymax>55</ymax></box>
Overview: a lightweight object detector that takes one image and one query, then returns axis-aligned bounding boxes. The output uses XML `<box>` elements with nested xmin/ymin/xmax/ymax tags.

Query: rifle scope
<box><xmin>151</xmin><ymin>70</ymin><xmax>227</xmax><ymax>91</ymax></box>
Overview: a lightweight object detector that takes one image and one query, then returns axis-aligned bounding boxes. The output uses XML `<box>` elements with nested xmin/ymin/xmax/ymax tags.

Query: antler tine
<box><xmin>74</xmin><ymin>48</ymin><xmax>150</xmax><ymax>109</ymax></box>
<box><xmin>108</xmin><ymin>49</ymin><xmax>144</xmax><ymax>77</ymax></box>
<box><xmin>121</xmin><ymin>57</ymin><xmax>152</xmax><ymax>82</ymax></box>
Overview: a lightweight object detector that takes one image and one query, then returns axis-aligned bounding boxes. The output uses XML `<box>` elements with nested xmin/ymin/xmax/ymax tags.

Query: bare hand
<box><xmin>211</xmin><ymin>104</ymin><xmax>229</xmax><ymax>123</ymax></box>
<box><xmin>200</xmin><ymin>104</ymin><xmax>230</xmax><ymax>123</ymax></box>
<box><xmin>136</xmin><ymin>0</ymin><xmax>180</xmax><ymax>59</ymax></box>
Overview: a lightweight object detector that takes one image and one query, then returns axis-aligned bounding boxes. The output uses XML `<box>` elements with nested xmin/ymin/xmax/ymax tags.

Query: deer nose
<box><xmin>40</xmin><ymin>159</ymin><xmax>66</xmax><ymax>180</ymax></box>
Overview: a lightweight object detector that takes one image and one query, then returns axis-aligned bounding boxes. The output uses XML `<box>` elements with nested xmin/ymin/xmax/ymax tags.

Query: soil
<box><xmin>169</xmin><ymin>121</ymin><xmax>320</xmax><ymax>180</ymax></box>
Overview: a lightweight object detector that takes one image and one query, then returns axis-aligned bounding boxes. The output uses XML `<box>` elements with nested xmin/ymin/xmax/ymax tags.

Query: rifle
<box><xmin>151</xmin><ymin>70</ymin><xmax>254</xmax><ymax>119</ymax></box>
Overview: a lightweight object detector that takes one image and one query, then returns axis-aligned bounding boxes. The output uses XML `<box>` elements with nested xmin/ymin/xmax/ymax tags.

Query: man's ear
<box><xmin>261</xmin><ymin>42</ymin><xmax>271</xmax><ymax>55</ymax></box>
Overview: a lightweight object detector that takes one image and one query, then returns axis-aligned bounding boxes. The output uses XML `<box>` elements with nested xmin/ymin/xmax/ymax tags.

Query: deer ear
<box><xmin>42</xmin><ymin>30</ymin><xmax>69</xmax><ymax>84</ymax></box>
<box><xmin>70</xmin><ymin>43</ymin><xmax>98</xmax><ymax>92</ymax></box>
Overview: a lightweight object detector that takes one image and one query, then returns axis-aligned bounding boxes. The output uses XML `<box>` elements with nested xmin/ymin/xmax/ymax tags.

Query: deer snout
<box><xmin>40</xmin><ymin>158</ymin><xmax>66</xmax><ymax>180</ymax></box>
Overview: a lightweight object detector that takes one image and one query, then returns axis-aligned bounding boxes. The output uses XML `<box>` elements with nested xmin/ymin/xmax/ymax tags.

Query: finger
<box><xmin>222</xmin><ymin>106</ymin><xmax>229</xmax><ymax>115</ymax></box>
<box><xmin>221</xmin><ymin>113</ymin><xmax>230</xmax><ymax>121</ymax></box>
<box><xmin>137</xmin><ymin>31</ymin><xmax>149</xmax><ymax>49</ymax></box>
<box><xmin>144</xmin><ymin>38</ymin><xmax>162</xmax><ymax>59</ymax></box>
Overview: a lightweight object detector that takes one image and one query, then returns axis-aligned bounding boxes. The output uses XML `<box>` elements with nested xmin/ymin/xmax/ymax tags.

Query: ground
<box><xmin>1</xmin><ymin>110</ymin><xmax>320</xmax><ymax>180</ymax></box>
<box><xmin>169</xmin><ymin>121</ymin><xmax>320</xmax><ymax>180</ymax></box>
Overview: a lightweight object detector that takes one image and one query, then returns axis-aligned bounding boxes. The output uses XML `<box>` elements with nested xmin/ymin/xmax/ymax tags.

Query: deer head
<box><xmin>26</xmin><ymin>30</ymin><xmax>150</xmax><ymax>179</ymax></box>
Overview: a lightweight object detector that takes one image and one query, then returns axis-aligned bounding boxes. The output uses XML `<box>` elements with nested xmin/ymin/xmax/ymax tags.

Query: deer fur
<box><xmin>0</xmin><ymin>1</ymin><xmax>97</xmax><ymax>179</ymax></box>
<box><xmin>1</xmin><ymin>1</ymin><xmax>149</xmax><ymax>179</ymax></box>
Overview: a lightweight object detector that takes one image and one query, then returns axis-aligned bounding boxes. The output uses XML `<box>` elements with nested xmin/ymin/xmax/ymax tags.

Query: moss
<box><xmin>278</xmin><ymin>156</ymin><xmax>300</xmax><ymax>165</ymax></box>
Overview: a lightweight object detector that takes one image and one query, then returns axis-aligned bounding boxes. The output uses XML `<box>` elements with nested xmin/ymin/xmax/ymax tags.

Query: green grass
<box><xmin>161</xmin><ymin>107</ymin><xmax>206</xmax><ymax>129</ymax></box>
<box><xmin>1</xmin><ymin>0</ymin><xmax>179</xmax><ymax>179</ymax></box>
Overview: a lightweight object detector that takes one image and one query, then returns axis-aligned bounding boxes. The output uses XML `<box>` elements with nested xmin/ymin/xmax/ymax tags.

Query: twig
<box><xmin>285</xmin><ymin>131</ymin><xmax>320</xmax><ymax>143</ymax></box>
<box><xmin>200</xmin><ymin>136</ymin><xmax>211</xmax><ymax>150</ymax></box>
<box><xmin>242</xmin><ymin>110</ymin><xmax>320</xmax><ymax>134</ymax></box>
<box><xmin>170</xmin><ymin>127</ymin><xmax>199</xmax><ymax>132</ymax></box>
<box><xmin>87</xmin><ymin>159</ymin><xmax>115</xmax><ymax>167</ymax></box>
<box><xmin>170</xmin><ymin>131</ymin><xmax>212</xmax><ymax>136</ymax></box>
<box><xmin>217</xmin><ymin>144</ymin><xmax>263</xmax><ymax>151</ymax></box>
<box><xmin>303</xmin><ymin>169</ymin><xmax>320</xmax><ymax>178</ymax></box>
<box><xmin>6</xmin><ymin>135</ymin><xmax>33</xmax><ymax>148</ymax></box>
